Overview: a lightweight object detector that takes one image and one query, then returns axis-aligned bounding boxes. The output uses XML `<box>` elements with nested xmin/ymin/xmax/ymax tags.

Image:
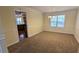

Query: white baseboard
<box><xmin>28</xmin><ymin>31</ymin><xmax>42</xmax><ymax>37</ymax></box>
<box><xmin>44</xmin><ymin>30</ymin><xmax>73</xmax><ymax>35</ymax></box>
<box><xmin>7</xmin><ymin>40</ymin><xmax>19</xmax><ymax>47</ymax></box>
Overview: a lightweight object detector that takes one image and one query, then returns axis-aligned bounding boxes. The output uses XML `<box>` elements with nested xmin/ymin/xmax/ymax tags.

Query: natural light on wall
<box><xmin>48</xmin><ymin>15</ymin><xmax>65</xmax><ymax>28</ymax></box>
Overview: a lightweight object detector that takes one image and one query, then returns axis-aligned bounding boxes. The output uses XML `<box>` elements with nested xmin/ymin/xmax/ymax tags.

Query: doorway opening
<box><xmin>15</xmin><ymin>11</ymin><xmax>28</xmax><ymax>41</ymax></box>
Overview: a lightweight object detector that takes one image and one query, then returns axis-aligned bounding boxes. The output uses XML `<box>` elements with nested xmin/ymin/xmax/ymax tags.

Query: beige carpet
<box><xmin>8</xmin><ymin>31</ymin><xmax>79</xmax><ymax>53</ymax></box>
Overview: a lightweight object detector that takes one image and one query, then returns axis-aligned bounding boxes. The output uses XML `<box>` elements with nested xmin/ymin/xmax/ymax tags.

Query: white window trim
<box><xmin>49</xmin><ymin>15</ymin><xmax>65</xmax><ymax>28</ymax></box>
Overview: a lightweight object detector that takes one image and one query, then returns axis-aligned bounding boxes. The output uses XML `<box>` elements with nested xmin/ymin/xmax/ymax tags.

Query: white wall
<box><xmin>43</xmin><ymin>9</ymin><xmax>77</xmax><ymax>34</ymax></box>
<box><xmin>75</xmin><ymin>8</ymin><xmax>79</xmax><ymax>43</ymax></box>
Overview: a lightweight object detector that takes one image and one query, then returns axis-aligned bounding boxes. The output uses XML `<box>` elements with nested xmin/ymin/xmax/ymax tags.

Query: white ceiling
<box><xmin>31</xmin><ymin>6</ymin><xmax>78</xmax><ymax>12</ymax></box>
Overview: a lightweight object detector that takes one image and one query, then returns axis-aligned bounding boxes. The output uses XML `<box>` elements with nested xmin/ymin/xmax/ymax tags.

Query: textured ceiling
<box><xmin>31</xmin><ymin>6</ymin><xmax>78</xmax><ymax>12</ymax></box>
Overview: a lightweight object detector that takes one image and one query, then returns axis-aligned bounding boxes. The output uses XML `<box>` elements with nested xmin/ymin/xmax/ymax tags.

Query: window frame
<box><xmin>16</xmin><ymin>16</ymin><xmax>25</xmax><ymax>25</ymax></box>
<box><xmin>49</xmin><ymin>15</ymin><xmax>65</xmax><ymax>28</ymax></box>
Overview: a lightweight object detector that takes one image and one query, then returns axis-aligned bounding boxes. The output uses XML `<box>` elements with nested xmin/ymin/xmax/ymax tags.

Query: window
<box><xmin>16</xmin><ymin>17</ymin><xmax>25</xmax><ymax>25</ymax></box>
<box><xmin>49</xmin><ymin>15</ymin><xmax>65</xmax><ymax>28</ymax></box>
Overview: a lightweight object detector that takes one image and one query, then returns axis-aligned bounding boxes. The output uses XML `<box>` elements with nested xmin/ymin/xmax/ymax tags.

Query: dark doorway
<box><xmin>15</xmin><ymin>11</ymin><xmax>28</xmax><ymax>41</ymax></box>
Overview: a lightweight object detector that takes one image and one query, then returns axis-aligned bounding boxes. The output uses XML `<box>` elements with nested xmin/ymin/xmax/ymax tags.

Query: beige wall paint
<box><xmin>25</xmin><ymin>7</ymin><xmax>43</xmax><ymax>37</ymax></box>
<box><xmin>0</xmin><ymin>7</ymin><xmax>19</xmax><ymax>47</ymax></box>
<box><xmin>0</xmin><ymin>17</ymin><xmax>8</xmax><ymax>53</ymax></box>
<box><xmin>43</xmin><ymin>10</ymin><xmax>77</xmax><ymax>34</ymax></box>
<box><xmin>0</xmin><ymin>16</ymin><xmax>4</xmax><ymax>38</ymax></box>
<box><xmin>75</xmin><ymin>9</ymin><xmax>79</xmax><ymax>43</ymax></box>
<box><xmin>0</xmin><ymin>7</ymin><xmax>43</xmax><ymax>47</ymax></box>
